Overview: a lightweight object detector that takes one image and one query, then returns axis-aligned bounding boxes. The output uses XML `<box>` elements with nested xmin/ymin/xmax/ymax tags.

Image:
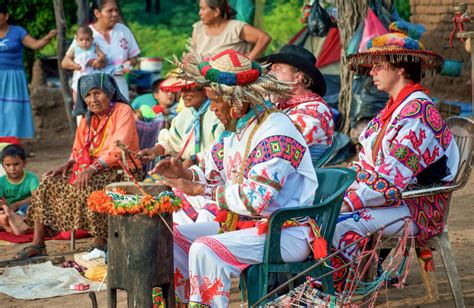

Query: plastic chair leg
<box><xmin>437</xmin><ymin>232</ymin><xmax>466</xmax><ymax>308</ymax></box>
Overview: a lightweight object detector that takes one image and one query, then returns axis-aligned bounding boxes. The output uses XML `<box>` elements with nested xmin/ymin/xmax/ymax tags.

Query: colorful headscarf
<box><xmin>348</xmin><ymin>22</ymin><xmax>444</xmax><ymax>75</ymax></box>
<box><xmin>72</xmin><ymin>73</ymin><xmax>129</xmax><ymax>117</ymax></box>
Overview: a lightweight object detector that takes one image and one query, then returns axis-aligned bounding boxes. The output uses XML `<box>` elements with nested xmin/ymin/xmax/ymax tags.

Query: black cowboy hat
<box><xmin>258</xmin><ymin>44</ymin><xmax>326</xmax><ymax>97</ymax></box>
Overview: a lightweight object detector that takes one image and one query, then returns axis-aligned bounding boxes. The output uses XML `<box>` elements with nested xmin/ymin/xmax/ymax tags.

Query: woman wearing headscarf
<box><xmin>15</xmin><ymin>73</ymin><xmax>141</xmax><ymax>260</ymax></box>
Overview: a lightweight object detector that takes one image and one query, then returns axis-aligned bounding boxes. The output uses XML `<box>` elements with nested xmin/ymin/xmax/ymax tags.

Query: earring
<box><xmin>230</xmin><ymin>107</ymin><xmax>241</xmax><ymax>119</ymax></box>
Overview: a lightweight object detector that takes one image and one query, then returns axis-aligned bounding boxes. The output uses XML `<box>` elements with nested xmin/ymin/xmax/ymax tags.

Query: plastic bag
<box><xmin>392</xmin><ymin>9</ymin><xmax>425</xmax><ymax>39</ymax></box>
<box><xmin>350</xmin><ymin>75</ymin><xmax>388</xmax><ymax>128</ymax></box>
<box><xmin>359</xmin><ymin>8</ymin><xmax>387</xmax><ymax>52</ymax></box>
<box><xmin>307</xmin><ymin>0</ymin><xmax>331</xmax><ymax>37</ymax></box>
<box><xmin>347</xmin><ymin>21</ymin><xmax>365</xmax><ymax>55</ymax></box>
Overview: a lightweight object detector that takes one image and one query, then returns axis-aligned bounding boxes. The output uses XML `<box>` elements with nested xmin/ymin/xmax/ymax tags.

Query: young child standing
<box><xmin>61</xmin><ymin>26</ymin><xmax>106</xmax><ymax>101</ymax></box>
<box><xmin>0</xmin><ymin>144</ymin><xmax>39</xmax><ymax>235</ymax></box>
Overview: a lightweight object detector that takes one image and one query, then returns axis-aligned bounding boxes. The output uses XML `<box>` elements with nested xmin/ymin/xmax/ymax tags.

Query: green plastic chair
<box><xmin>312</xmin><ymin>137</ymin><xmax>338</xmax><ymax>168</ymax></box>
<box><xmin>240</xmin><ymin>167</ymin><xmax>356</xmax><ymax>307</ymax></box>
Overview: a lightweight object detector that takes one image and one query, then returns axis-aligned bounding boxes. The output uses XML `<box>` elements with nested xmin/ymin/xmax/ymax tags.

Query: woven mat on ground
<box><xmin>0</xmin><ymin>261</ymin><xmax>104</xmax><ymax>300</ymax></box>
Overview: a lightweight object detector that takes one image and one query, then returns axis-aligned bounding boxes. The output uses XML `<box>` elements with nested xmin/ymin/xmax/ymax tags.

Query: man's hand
<box><xmin>159</xmin><ymin>178</ymin><xmax>204</xmax><ymax>196</ymax></box>
<box><xmin>340</xmin><ymin>201</ymin><xmax>352</xmax><ymax>213</ymax></box>
<box><xmin>182</xmin><ymin>159</ymin><xmax>193</xmax><ymax>168</ymax></box>
<box><xmin>45</xmin><ymin>160</ymin><xmax>76</xmax><ymax>177</ymax></box>
<box><xmin>150</xmin><ymin>157</ymin><xmax>192</xmax><ymax>180</ymax></box>
<box><xmin>72</xmin><ymin>167</ymin><xmax>96</xmax><ymax>190</ymax></box>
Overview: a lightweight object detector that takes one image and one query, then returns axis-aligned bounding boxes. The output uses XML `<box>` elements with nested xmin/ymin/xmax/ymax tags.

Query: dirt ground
<box><xmin>0</xmin><ymin>138</ymin><xmax>473</xmax><ymax>308</ymax></box>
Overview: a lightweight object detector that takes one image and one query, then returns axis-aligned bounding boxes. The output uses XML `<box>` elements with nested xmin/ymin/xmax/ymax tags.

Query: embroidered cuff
<box><xmin>190</xmin><ymin>168</ymin><xmax>200</xmax><ymax>182</ymax></box>
<box><xmin>345</xmin><ymin>190</ymin><xmax>363</xmax><ymax>211</ymax></box>
<box><xmin>203</xmin><ymin>184</ymin><xmax>217</xmax><ymax>201</ymax></box>
<box><xmin>215</xmin><ymin>186</ymin><xmax>228</xmax><ymax>210</ymax></box>
<box><xmin>92</xmin><ymin>159</ymin><xmax>106</xmax><ymax>172</ymax></box>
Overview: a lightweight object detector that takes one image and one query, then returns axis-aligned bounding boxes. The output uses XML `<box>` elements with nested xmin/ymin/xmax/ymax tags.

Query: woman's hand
<box><xmin>72</xmin><ymin>167</ymin><xmax>96</xmax><ymax>190</ymax></box>
<box><xmin>150</xmin><ymin>157</ymin><xmax>192</xmax><ymax>180</ymax></box>
<box><xmin>159</xmin><ymin>178</ymin><xmax>204</xmax><ymax>196</ymax></box>
<box><xmin>45</xmin><ymin>160</ymin><xmax>75</xmax><ymax>177</ymax></box>
<box><xmin>45</xmin><ymin>29</ymin><xmax>58</xmax><ymax>41</ymax></box>
<box><xmin>138</xmin><ymin>145</ymin><xmax>164</xmax><ymax>163</ymax></box>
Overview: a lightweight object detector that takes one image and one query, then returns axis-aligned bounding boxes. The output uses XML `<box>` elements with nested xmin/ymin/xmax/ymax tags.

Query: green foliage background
<box><xmin>4</xmin><ymin>0</ymin><xmax>76</xmax><ymax>78</ymax></box>
<box><xmin>6</xmin><ymin>0</ymin><xmax>411</xmax><ymax>77</ymax></box>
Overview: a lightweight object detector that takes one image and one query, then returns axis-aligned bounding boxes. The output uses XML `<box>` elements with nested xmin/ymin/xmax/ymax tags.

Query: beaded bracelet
<box><xmin>92</xmin><ymin>160</ymin><xmax>105</xmax><ymax>172</ymax></box>
<box><xmin>203</xmin><ymin>184</ymin><xmax>217</xmax><ymax>201</ymax></box>
<box><xmin>190</xmin><ymin>168</ymin><xmax>200</xmax><ymax>182</ymax></box>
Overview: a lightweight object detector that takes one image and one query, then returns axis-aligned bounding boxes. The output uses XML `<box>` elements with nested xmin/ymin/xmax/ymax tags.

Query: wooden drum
<box><xmin>105</xmin><ymin>182</ymin><xmax>174</xmax><ymax>308</ymax></box>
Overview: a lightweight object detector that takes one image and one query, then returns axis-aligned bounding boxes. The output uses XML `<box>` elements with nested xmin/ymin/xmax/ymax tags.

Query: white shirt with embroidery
<box><xmin>278</xmin><ymin>93</ymin><xmax>334</xmax><ymax>147</ymax></box>
<box><xmin>192</xmin><ymin>111</ymin><xmax>318</xmax><ymax>218</ymax></box>
<box><xmin>344</xmin><ymin>91</ymin><xmax>459</xmax><ymax>211</ymax></box>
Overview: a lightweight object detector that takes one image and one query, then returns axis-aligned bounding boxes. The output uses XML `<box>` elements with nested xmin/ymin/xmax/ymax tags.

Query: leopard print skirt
<box><xmin>26</xmin><ymin>168</ymin><xmax>143</xmax><ymax>239</ymax></box>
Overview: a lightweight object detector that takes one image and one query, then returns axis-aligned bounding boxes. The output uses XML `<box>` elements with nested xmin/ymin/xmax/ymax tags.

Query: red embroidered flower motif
<box><xmin>426</xmin><ymin>105</ymin><xmax>443</xmax><ymax>131</ymax></box>
<box><xmin>442</xmin><ymin>129</ymin><xmax>453</xmax><ymax>149</ymax></box>
<box><xmin>119</xmin><ymin>38</ymin><xmax>128</xmax><ymax>50</ymax></box>
<box><xmin>400</xmin><ymin>101</ymin><xmax>420</xmax><ymax>118</ymax></box>
<box><xmin>189</xmin><ymin>275</ymin><xmax>226</xmax><ymax>305</ymax></box>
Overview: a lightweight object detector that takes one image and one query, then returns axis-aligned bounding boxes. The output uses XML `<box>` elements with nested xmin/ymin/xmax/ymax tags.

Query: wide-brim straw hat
<box><xmin>257</xmin><ymin>44</ymin><xmax>326</xmax><ymax>96</ymax></box>
<box><xmin>348</xmin><ymin>22</ymin><xmax>444</xmax><ymax>75</ymax></box>
<box><xmin>173</xmin><ymin>49</ymin><xmax>292</xmax><ymax>112</ymax></box>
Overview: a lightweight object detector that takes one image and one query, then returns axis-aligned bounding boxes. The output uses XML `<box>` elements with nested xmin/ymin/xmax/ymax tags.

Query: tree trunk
<box><xmin>53</xmin><ymin>0</ymin><xmax>76</xmax><ymax>136</ymax></box>
<box><xmin>335</xmin><ymin>0</ymin><xmax>368</xmax><ymax>134</ymax></box>
<box><xmin>75</xmin><ymin>0</ymin><xmax>89</xmax><ymax>26</ymax></box>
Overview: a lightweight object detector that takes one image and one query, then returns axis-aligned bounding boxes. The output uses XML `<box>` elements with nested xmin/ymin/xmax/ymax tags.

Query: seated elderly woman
<box><xmin>15</xmin><ymin>73</ymin><xmax>141</xmax><ymax>259</ymax></box>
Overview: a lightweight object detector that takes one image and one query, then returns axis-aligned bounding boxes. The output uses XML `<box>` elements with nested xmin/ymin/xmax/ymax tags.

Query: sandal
<box><xmin>13</xmin><ymin>245</ymin><xmax>47</xmax><ymax>260</ymax></box>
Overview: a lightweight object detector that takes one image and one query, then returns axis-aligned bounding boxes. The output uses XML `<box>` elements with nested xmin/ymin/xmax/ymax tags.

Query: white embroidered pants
<box><xmin>173</xmin><ymin>222</ymin><xmax>311</xmax><ymax>307</ymax></box>
<box><xmin>333</xmin><ymin>205</ymin><xmax>419</xmax><ymax>261</ymax></box>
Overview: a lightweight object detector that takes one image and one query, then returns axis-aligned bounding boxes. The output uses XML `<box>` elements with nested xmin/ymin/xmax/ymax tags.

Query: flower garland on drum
<box><xmin>87</xmin><ymin>188</ymin><xmax>182</xmax><ymax>217</ymax></box>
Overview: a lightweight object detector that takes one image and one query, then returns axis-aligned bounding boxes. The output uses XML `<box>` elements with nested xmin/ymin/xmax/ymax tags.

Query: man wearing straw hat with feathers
<box><xmin>151</xmin><ymin>49</ymin><xmax>321</xmax><ymax>307</ymax></box>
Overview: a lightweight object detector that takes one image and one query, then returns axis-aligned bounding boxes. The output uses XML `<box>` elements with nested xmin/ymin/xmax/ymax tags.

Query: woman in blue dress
<box><xmin>0</xmin><ymin>4</ymin><xmax>57</xmax><ymax>139</ymax></box>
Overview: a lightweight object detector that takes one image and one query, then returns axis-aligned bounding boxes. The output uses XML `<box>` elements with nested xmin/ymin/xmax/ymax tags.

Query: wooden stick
<box><xmin>176</xmin><ymin>128</ymin><xmax>195</xmax><ymax>161</ymax></box>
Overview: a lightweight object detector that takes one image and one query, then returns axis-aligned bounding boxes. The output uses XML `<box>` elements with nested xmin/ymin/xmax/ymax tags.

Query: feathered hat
<box><xmin>172</xmin><ymin>49</ymin><xmax>292</xmax><ymax>113</ymax></box>
<box><xmin>348</xmin><ymin>21</ymin><xmax>444</xmax><ymax>75</ymax></box>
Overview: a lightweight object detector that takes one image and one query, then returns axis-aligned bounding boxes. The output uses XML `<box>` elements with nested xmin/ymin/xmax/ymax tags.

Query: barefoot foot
<box><xmin>3</xmin><ymin>205</ymin><xmax>32</xmax><ymax>235</ymax></box>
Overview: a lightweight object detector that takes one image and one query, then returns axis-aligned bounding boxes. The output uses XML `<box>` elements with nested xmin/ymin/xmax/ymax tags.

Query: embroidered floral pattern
<box><xmin>211</xmin><ymin>140</ymin><xmax>224</xmax><ymax>171</ymax></box>
<box><xmin>389</xmin><ymin>143</ymin><xmax>421</xmax><ymax>174</ymax></box>
<box><xmin>243</xmin><ymin>135</ymin><xmax>306</xmax><ymax>178</ymax></box>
